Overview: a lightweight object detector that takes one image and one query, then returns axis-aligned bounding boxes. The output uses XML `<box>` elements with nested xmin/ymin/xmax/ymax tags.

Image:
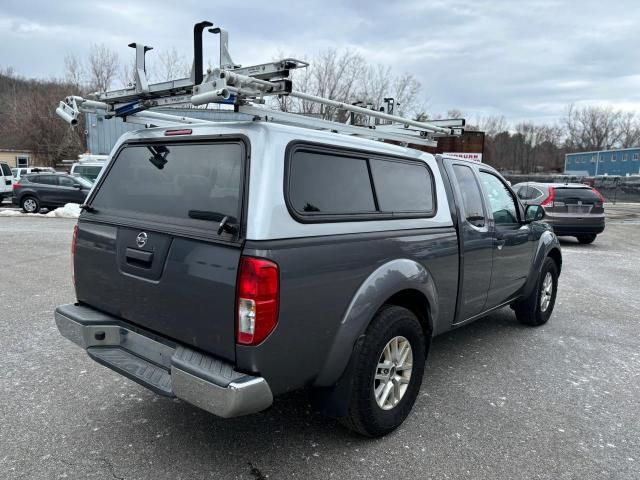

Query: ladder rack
<box><xmin>56</xmin><ymin>21</ymin><xmax>465</xmax><ymax>148</ymax></box>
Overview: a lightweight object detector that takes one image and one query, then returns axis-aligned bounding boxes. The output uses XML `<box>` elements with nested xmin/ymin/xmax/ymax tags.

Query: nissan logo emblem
<box><xmin>136</xmin><ymin>232</ymin><xmax>148</xmax><ymax>248</ymax></box>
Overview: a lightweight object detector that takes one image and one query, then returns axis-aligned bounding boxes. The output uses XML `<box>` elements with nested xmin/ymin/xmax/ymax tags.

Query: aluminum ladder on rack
<box><xmin>56</xmin><ymin>20</ymin><xmax>465</xmax><ymax>148</ymax></box>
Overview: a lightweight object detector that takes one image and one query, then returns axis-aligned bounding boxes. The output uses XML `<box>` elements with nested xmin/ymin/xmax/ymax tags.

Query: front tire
<box><xmin>341</xmin><ymin>305</ymin><xmax>426</xmax><ymax>437</ymax></box>
<box><xmin>514</xmin><ymin>257</ymin><xmax>558</xmax><ymax>326</ymax></box>
<box><xmin>21</xmin><ymin>196</ymin><xmax>40</xmax><ymax>213</ymax></box>
<box><xmin>577</xmin><ymin>234</ymin><xmax>596</xmax><ymax>244</ymax></box>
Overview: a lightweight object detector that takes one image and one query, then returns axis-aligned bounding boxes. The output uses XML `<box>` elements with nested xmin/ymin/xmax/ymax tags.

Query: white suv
<box><xmin>0</xmin><ymin>162</ymin><xmax>13</xmax><ymax>201</ymax></box>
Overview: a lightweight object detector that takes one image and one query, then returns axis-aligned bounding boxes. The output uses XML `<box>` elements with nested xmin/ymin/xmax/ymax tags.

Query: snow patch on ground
<box><xmin>0</xmin><ymin>203</ymin><xmax>81</xmax><ymax>218</ymax></box>
<box><xmin>45</xmin><ymin>203</ymin><xmax>81</xmax><ymax>218</ymax></box>
<box><xmin>0</xmin><ymin>209</ymin><xmax>23</xmax><ymax>216</ymax></box>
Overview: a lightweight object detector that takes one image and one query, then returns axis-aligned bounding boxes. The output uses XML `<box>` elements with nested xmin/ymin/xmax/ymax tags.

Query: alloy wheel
<box><xmin>23</xmin><ymin>198</ymin><xmax>37</xmax><ymax>213</ymax></box>
<box><xmin>540</xmin><ymin>272</ymin><xmax>553</xmax><ymax>312</ymax></box>
<box><xmin>373</xmin><ymin>336</ymin><xmax>413</xmax><ymax>410</ymax></box>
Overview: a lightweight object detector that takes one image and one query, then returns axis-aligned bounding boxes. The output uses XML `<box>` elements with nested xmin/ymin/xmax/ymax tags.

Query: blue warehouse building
<box><xmin>565</xmin><ymin>147</ymin><xmax>640</xmax><ymax>176</ymax></box>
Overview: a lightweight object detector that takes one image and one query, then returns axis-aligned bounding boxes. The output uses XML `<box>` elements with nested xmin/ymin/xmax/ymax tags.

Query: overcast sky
<box><xmin>1</xmin><ymin>0</ymin><xmax>639</xmax><ymax>124</ymax></box>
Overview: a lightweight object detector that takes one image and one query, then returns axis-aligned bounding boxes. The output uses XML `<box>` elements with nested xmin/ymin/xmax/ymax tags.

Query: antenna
<box><xmin>56</xmin><ymin>21</ymin><xmax>465</xmax><ymax>148</ymax></box>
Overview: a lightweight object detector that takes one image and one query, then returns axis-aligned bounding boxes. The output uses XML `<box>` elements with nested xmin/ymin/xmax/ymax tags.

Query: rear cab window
<box><xmin>451</xmin><ymin>165</ymin><xmax>486</xmax><ymax>228</ymax></box>
<box><xmin>88</xmin><ymin>140</ymin><xmax>246</xmax><ymax>239</ymax></box>
<box><xmin>286</xmin><ymin>143</ymin><xmax>435</xmax><ymax>222</ymax></box>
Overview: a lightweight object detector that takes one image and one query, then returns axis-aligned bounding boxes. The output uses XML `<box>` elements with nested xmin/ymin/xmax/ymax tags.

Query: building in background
<box><xmin>0</xmin><ymin>149</ymin><xmax>35</xmax><ymax>168</ymax></box>
<box><xmin>432</xmin><ymin>131</ymin><xmax>485</xmax><ymax>162</ymax></box>
<box><xmin>565</xmin><ymin>147</ymin><xmax>640</xmax><ymax>176</ymax></box>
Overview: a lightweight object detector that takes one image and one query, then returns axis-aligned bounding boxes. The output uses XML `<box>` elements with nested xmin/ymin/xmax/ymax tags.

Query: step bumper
<box><xmin>54</xmin><ymin>304</ymin><xmax>273</xmax><ymax>418</ymax></box>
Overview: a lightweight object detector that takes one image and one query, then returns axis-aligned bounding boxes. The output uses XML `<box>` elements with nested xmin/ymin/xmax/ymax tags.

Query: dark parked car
<box><xmin>513</xmin><ymin>182</ymin><xmax>605</xmax><ymax>244</ymax></box>
<box><xmin>13</xmin><ymin>173</ymin><xmax>92</xmax><ymax>213</ymax></box>
<box><xmin>55</xmin><ymin>123</ymin><xmax>563</xmax><ymax>437</ymax></box>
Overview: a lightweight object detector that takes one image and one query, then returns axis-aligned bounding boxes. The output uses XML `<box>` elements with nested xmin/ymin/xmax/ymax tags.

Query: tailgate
<box><xmin>74</xmin><ymin>138</ymin><xmax>247</xmax><ymax>362</ymax></box>
<box><xmin>548</xmin><ymin>187</ymin><xmax>605</xmax><ymax>216</ymax></box>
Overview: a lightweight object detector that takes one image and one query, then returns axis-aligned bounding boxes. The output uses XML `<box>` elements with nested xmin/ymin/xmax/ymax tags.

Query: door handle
<box><xmin>125</xmin><ymin>247</ymin><xmax>154</xmax><ymax>267</ymax></box>
<box><xmin>495</xmin><ymin>237</ymin><xmax>506</xmax><ymax>250</ymax></box>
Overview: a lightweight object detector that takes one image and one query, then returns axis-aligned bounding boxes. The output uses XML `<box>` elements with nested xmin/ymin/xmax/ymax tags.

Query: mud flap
<box><xmin>310</xmin><ymin>335</ymin><xmax>365</xmax><ymax>418</ymax></box>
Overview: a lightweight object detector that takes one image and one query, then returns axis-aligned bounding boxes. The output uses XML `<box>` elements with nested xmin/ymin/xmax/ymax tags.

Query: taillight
<box><xmin>13</xmin><ymin>182</ymin><xmax>22</xmax><ymax>190</ymax></box>
<box><xmin>236</xmin><ymin>256</ymin><xmax>279</xmax><ymax>346</ymax></box>
<box><xmin>591</xmin><ymin>187</ymin><xmax>605</xmax><ymax>203</ymax></box>
<box><xmin>541</xmin><ymin>186</ymin><xmax>555</xmax><ymax>207</ymax></box>
<box><xmin>71</xmin><ymin>224</ymin><xmax>78</xmax><ymax>286</ymax></box>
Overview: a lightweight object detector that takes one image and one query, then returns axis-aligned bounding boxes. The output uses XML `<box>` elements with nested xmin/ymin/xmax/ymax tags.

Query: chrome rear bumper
<box><xmin>55</xmin><ymin>304</ymin><xmax>273</xmax><ymax>418</ymax></box>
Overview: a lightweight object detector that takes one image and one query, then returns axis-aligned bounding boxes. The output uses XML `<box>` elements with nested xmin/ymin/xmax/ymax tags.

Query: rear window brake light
<box><xmin>164</xmin><ymin>128</ymin><xmax>192</xmax><ymax>136</ymax></box>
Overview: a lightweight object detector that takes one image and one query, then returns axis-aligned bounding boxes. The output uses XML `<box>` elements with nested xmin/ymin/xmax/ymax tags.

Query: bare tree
<box><xmin>271</xmin><ymin>48</ymin><xmax>423</xmax><ymax>121</ymax></box>
<box><xmin>360</xmin><ymin>64</ymin><xmax>391</xmax><ymax>110</ymax></box>
<box><xmin>87</xmin><ymin>44</ymin><xmax>119</xmax><ymax>92</ymax></box>
<box><xmin>360</xmin><ymin>68</ymin><xmax>421</xmax><ymax>117</ymax></box>
<box><xmin>119</xmin><ymin>57</ymin><xmax>137</xmax><ymax>88</ymax></box>
<box><xmin>391</xmin><ymin>73</ymin><xmax>420</xmax><ymax>117</ymax></box>
<box><xmin>158</xmin><ymin>47</ymin><xmax>191</xmax><ymax>81</ymax></box>
<box><xmin>563</xmin><ymin>104</ymin><xmax>623</xmax><ymax>151</ymax></box>
<box><xmin>0</xmin><ymin>69</ymin><xmax>85</xmax><ymax>164</ymax></box>
<box><xmin>64</xmin><ymin>53</ymin><xmax>85</xmax><ymax>89</ymax></box>
<box><xmin>473</xmin><ymin>115</ymin><xmax>507</xmax><ymax>136</ymax></box>
<box><xmin>618</xmin><ymin>111</ymin><xmax>640</xmax><ymax>148</ymax></box>
<box><xmin>311</xmin><ymin>49</ymin><xmax>366</xmax><ymax>120</ymax></box>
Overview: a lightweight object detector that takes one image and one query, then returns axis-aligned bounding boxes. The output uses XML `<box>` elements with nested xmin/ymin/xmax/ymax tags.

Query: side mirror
<box><xmin>525</xmin><ymin>204</ymin><xmax>545</xmax><ymax>222</ymax></box>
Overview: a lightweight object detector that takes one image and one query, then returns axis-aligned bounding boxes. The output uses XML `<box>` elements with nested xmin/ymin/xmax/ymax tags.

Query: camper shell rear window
<box><xmin>88</xmin><ymin>139</ymin><xmax>247</xmax><ymax>239</ymax></box>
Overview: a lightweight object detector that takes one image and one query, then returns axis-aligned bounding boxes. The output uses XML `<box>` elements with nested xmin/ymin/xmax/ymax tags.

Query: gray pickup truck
<box><xmin>55</xmin><ymin>122</ymin><xmax>561</xmax><ymax>437</ymax></box>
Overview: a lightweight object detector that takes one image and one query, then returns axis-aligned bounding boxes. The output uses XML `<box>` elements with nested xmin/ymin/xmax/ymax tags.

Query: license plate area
<box><xmin>567</xmin><ymin>205</ymin><xmax>592</xmax><ymax>214</ymax></box>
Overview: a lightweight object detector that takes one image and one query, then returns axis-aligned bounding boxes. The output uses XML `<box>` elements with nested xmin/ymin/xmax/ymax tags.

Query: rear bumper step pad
<box><xmin>55</xmin><ymin>304</ymin><xmax>273</xmax><ymax>418</ymax></box>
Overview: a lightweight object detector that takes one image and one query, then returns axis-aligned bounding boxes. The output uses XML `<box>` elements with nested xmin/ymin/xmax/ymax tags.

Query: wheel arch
<box><xmin>310</xmin><ymin>259</ymin><xmax>437</xmax><ymax>417</ymax></box>
<box><xmin>547</xmin><ymin>247</ymin><xmax>562</xmax><ymax>275</ymax></box>
<box><xmin>522</xmin><ymin>230</ymin><xmax>562</xmax><ymax>299</ymax></box>
<box><xmin>384</xmin><ymin>289</ymin><xmax>433</xmax><ymax>346</ymax></box>
<box><xmin>314</xmin><ymin>258</ymin><xmax>437</xmax><ymax>388</ymax></box>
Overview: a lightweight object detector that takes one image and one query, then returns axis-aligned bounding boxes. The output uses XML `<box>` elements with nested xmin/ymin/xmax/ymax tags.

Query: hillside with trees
<box><xmin>0</xmin><ymin>68</ymin><xmax>85</xmax><ymax>165</ymax></box>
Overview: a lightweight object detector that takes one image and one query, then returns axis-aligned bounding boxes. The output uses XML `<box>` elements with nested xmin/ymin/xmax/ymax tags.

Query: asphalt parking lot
<box><xmin>1</xmin><ymin>209</ymin><xmax>639</xmax><ymax>480</ymax></box>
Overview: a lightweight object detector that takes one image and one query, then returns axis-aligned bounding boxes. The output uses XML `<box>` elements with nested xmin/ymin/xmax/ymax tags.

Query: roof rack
<box><xmin>56</xmin><ymin>21</ymin><xmax>465</xmax><ymax>148</ymax></box>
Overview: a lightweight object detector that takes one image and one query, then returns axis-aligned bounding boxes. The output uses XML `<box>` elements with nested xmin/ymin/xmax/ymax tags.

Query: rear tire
<box><xmin>340</xmin><ymin>305</ymin><xmax>426</xmax><ymax>437</ymax></box>
<box><xmin>576</xmin><ymin>234</ymin><xmax>596</xmax><ymax>244</ymax></box>
<box><xmin>21</xmin><ymin>196</ymin><xmax>40</xmax><ymax>213</ymax></box>
<box><xmin>514</xmin><ymin>257</ymin><xmax>558</xmax><ymax>326</ymax></box>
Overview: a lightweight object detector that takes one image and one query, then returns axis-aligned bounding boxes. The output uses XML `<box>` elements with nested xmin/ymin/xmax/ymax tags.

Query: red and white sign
<box><xmin>444</xmin><ymin>152</ymin><xmax>483</xmax><ymax>162</ymax></box>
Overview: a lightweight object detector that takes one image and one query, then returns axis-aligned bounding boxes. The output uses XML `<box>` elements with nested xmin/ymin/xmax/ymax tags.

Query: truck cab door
<box><xmin>478</xmin><ymin>171</ymin><xmax>533</xmax><ymax>307</ymax></box>
<box><xmin>445</xmin><ymin>161</ymin><xmax>494</xmax><ymax>322</ymax></box>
